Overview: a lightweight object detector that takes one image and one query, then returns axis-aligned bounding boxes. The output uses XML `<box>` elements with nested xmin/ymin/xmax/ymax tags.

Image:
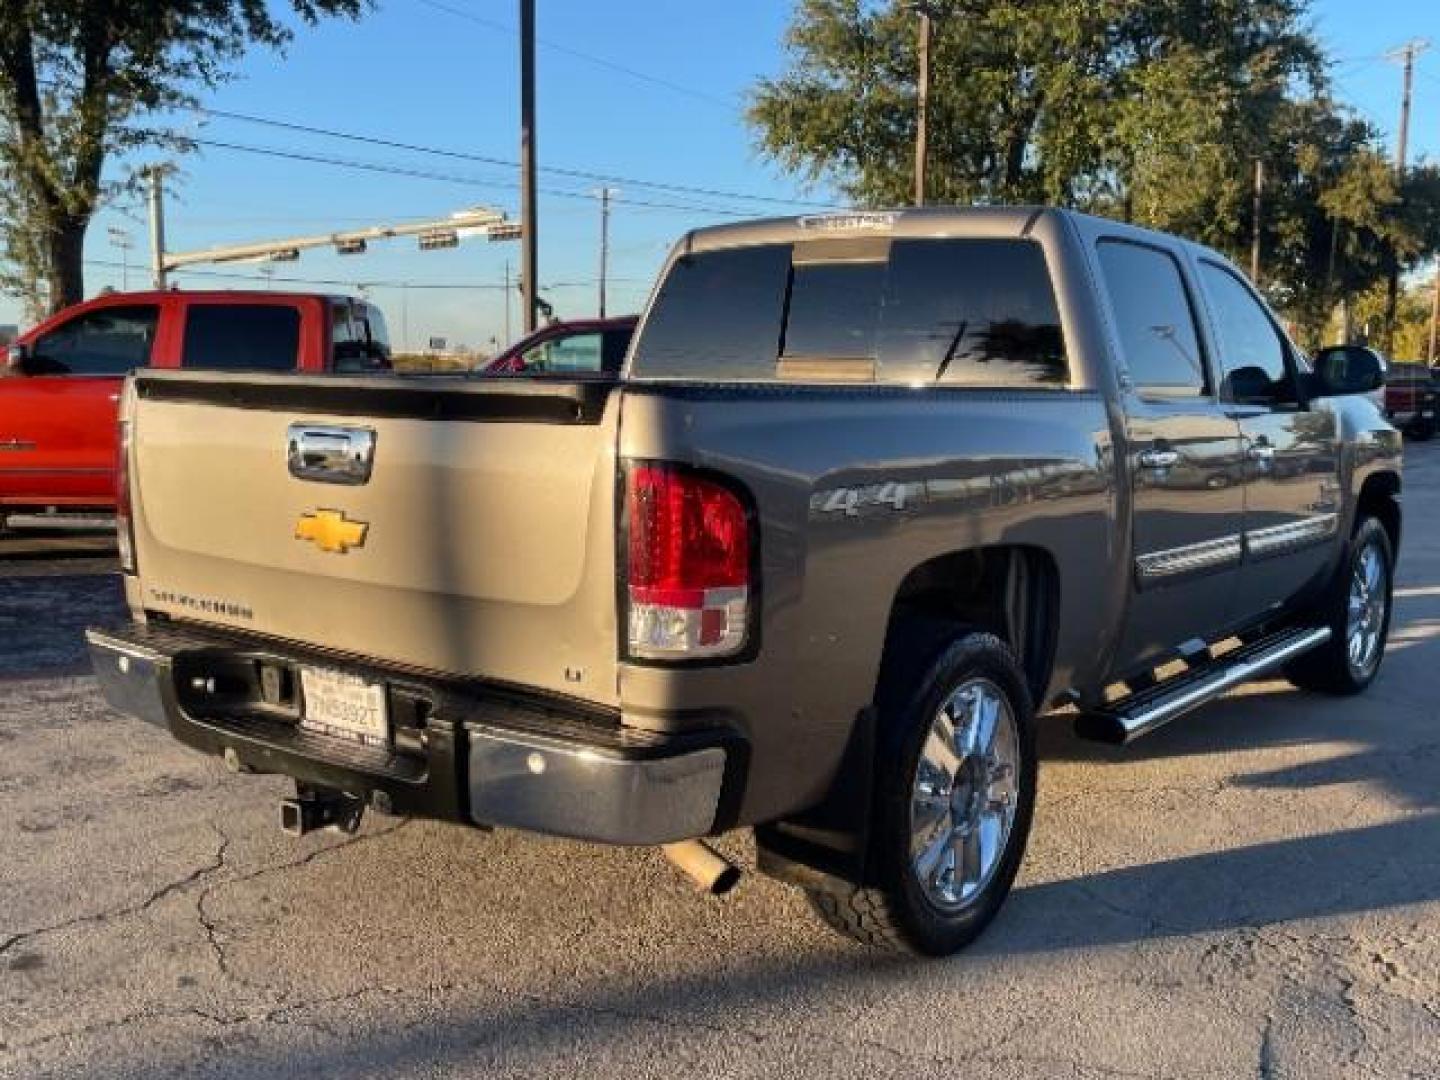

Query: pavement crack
<box><xmin>0</xmin><ymin>822</ymin><xmax>229</xmax><ymax>962</ymax></box>
<box><xmin>192</xmin><ymin>818</ymin><xmax>410</xmax><ymax>992</ymax></box>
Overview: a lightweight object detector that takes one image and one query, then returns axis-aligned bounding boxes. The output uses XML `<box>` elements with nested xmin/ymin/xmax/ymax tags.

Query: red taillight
<box><xmin>115</xmin><ymin>418</ymin><xmax>137</xmax><ymax>574</ymax></box>
<box><xmin>625</xmin><ymin>464</ymin><xmax>751</xmax><ymax>659</ymax></box>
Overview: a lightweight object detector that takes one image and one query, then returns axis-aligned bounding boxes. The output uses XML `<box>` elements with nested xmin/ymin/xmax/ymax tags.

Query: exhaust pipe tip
<box><xmin>662</xmin><ymin>840</ymin><xmax>742</xmax><ymax>896</ymax></box>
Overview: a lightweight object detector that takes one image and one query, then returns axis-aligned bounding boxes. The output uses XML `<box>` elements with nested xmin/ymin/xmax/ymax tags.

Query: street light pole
<box><xmin>519</xmin><ymin>0</ymin><xmax>539</xmax><ymax>334</ymax></box>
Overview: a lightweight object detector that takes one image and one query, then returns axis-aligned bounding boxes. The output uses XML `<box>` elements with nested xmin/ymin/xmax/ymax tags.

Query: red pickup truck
<box><xmin>0</xmin><ymin>290</ymin><xmax>391</xmax><ymax>524</ymax></box>
<box><xmin>1382</xmin><ymin>361</ymin><xmax>1438</xmax><ymax>440</ymax></box>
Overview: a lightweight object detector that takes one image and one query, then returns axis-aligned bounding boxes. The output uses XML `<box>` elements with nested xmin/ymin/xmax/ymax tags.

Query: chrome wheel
<box><xmin>1346</xmin><ymin>538</ymin><xmax>1388</xmax><ymax>679</ymax></box>
<box><xmin>909</xmin><ymin>677</ymin><xmax>1020</xmax><ymax>911</ymax></box>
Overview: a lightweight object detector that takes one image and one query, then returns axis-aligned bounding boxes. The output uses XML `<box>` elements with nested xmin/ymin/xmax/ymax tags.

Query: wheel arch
<box><xmin>877</xmin><ymin>544</ymin><xmax>1061</xmax><ymax>708</ymax></box>
<box><xmin>1356</xmin><ymin>470</ymin><xmax>1401</xmax><ymax>553</ymax></box>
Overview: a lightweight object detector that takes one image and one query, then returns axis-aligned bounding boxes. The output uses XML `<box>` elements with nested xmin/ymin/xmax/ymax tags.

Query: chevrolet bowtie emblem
<box><xmin>295</xmin><ymin>509</ymin><xmax>368</xmax><ymax>554</ymax></box>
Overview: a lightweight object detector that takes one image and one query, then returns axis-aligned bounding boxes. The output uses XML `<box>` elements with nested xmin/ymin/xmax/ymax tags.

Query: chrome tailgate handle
<box><xmin>287</xmin><ymin>425</ymin><xmax>376</xmax><ymax>485</ymax></box>
<box><xmin>1138</xmin><ymin>448</ymin><xmax>1179</xmax><ymax>469</ymax></box>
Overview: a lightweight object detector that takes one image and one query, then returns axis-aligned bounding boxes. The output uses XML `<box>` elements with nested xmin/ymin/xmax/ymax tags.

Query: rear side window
<box><xmin>521</xmin><ymin>331</ymin><xmax>604</xmax><ymax>374</ymax></box>
<box><xmin>30</xmin><ymin>305</ymin><xmax>158</xmax><ymax>376</ymax></box>
<box><xmin>1096</xmin><ymin>240</ymin><xmax>1207</xmax><ymax>397</ymax></box>
<box><xmin>181</xmin><ymin>304</ymin><xmax>301</xmax><ymax>372</ymax></box>
<box><xmin>631</xmin><ymin>238</ymin><xmax>1068</xmax><ymax>387</ymax></box>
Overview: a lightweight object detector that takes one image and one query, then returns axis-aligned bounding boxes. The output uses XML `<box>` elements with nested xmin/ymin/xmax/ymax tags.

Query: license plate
<box><xmin>299</xmin><ymin>667</ymin><xmax>388</xmax><ymax>747</ymax></box>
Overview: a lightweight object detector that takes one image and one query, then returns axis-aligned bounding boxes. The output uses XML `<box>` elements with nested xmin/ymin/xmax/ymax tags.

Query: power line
<box><xmin>186</xmin><ymin>105</ymin><xmax>839</xmax><ymax>211</ymax></box>
<box><xmin>412</xmin><ymin>0</ymin><xmax>737</xmax><ymax>110</ymax></box>
<box><xmin>181</xmin><ymin>135</ymin><xmax>765</xmax><ymax>218</ymax></box>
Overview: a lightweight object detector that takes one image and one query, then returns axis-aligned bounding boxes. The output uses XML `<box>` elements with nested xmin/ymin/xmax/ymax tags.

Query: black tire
<box><xmin>1285</xmin><ymin>515</ymin><xmax>1394</xmax><ymax>695</ymax></box>
<box><xmin>805</xmin><ymin>630</ymin><xmax>1037</xmax><ymax>955</ymax></box>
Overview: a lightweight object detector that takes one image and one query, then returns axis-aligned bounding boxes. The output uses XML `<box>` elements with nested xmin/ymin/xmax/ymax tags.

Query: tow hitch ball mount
<box><xmin>279</xmin><ymin>784</ymin><xmax>366</xmax><ymax>837</ymax></box>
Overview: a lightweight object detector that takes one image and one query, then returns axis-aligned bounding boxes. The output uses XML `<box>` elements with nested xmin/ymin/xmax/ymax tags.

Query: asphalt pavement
<box><xmin>2</xmin><ymin>457</ymin><xmax>1438</xmax><ymax>1079</ymax></box>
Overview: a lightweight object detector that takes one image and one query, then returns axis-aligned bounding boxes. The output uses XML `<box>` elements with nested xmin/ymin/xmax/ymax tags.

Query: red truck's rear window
<box><xmin>181</xmin><ymin>305</ymin><xmax>300</xmax><ymax>372</ymax></box>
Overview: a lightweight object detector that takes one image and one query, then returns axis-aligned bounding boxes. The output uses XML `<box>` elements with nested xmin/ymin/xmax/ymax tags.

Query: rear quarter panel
<box><xmin>617</xmin><ymin>385</ymin><xmax>1118</xmax><ymax>823</ymax></box>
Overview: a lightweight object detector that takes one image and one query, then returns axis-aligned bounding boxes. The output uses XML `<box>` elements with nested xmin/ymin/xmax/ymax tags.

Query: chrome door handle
<box><xmin>287</xmin><ymin>424</ymin><xmax>376</xmax><ymax>485</ymax></box>
<box><xmin>0</xmin><ymin>438</ymin><xmax>35</xmax><ymax>452</ymax></box>
<box><xmin>1138</xmin><ymin>449</ymin><xmax>1180</xmax><ymax>469</ymax></box>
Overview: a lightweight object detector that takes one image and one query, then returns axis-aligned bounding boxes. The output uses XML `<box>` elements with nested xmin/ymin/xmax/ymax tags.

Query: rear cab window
<box><xmin>631</xmin><ymin>238</ymin><xmax>1068</xmax><ymax>387</ymax></box>
<box><xmin>1094</xmin><ymin>240</ymin><xmax>1208</xmax><ymax>399</ymax></box>
<box><xmin>332</xmin><ymin>301</ymin><xmax>393</xmax><ymax>373</ymax></box>
<box><xmin>181</xmin><ymin>304</ymin><xmax>301</xmax><ymax>372</ymax></box>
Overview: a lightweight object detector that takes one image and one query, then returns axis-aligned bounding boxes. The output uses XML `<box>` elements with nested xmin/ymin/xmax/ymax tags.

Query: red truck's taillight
<box><xmin>115</xmin><ymin>419</ymin><xmax>137</xmax><ymax>574</ymax></box>
<box><xmin>625</xmin><ymin>463</ymin><xmax>752</xmax><ymax>660</ymax></box>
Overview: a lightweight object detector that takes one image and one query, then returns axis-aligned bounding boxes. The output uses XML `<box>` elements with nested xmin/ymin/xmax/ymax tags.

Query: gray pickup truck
<box><xmin>88</xmin><ymin>207</ymin><xmax>1401</xmax><ymax>955</ymax></box>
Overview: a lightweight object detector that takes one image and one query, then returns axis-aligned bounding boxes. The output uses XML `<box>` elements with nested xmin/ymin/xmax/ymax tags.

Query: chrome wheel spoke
<box><xmin>914</xmin><ymin>825</ymin><xmax>952</xmax><ymax>887</ymax></box>
<box><xmin>967</xmin><ymin>688</ymin><xmax>1001</xmax><ymax>757</ymax></box>
<box><xmin>911</xmin><ymin>786</ymin><xmax>950</xmax><ymax>840</ymax></box>
<box><xmin>922</xmin><ymin>711</ymin><xmax>963</xmax><ymax>778</ymax></box>
<box><xmin>955</xmin><ymin>827</ymin><xmax>982</xmax><ymax>893</ymax></box>
<box><xmin>1363</xmin><ymin>550</ymin><xmax>1382</xmax><ymax>593</ymax></box>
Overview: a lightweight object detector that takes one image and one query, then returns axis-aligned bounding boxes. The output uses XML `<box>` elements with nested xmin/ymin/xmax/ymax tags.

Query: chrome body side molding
<box><xmin>1244</xmin><ymin>513</ymin><xmax>1339</xmax><ymax>560</ymax></box>
<box><xmin>1135</xmin><ymin>534</ymin><xmax>1243</xmax><ymax>584</ymax></box>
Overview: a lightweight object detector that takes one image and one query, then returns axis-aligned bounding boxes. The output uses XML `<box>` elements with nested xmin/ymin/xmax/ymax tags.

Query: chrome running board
<box><xmin>1074</xmin><ymin>626</ymin><xmax>1332</xmax><ymax>746</ymax></box>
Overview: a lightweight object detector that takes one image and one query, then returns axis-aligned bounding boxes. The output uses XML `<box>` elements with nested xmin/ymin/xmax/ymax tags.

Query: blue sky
<box><xmin>4</xmin><ymin>0</ymin><xmax>1437</xmax><ymax>348</ymax></box>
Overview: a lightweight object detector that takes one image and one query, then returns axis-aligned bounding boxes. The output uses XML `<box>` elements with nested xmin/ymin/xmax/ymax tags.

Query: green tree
<box><xmin>748</xmin><ymin>0</ymin><xmax>1440</xmax><ymax>345</ymax></box>
<box><xmin>0</xmin><ymin>0</ymin><xmax>366</xmax><ymax>317</ymax></box>
<box><xmin>749</xmin><ymin>0</ymin><xmax>1323</xmax><ymax>210</ymax></box>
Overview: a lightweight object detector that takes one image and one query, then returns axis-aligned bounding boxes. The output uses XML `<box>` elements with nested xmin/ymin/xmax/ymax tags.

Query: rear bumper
<box><xmin>86</xmin><ymin>621</ymin><xmax>739</xmax><ymax>845</ymax></box>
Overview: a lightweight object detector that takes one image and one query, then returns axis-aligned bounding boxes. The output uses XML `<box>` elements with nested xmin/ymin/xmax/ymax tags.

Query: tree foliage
<box><xmin>0</xmin><ymin>0</ymin><xmax>366</xmax><ymax>317</ymax></box>
<box><xmin>749</xmin><ymin>0</ymin><xmax>1440</xmax><ymax>346</ymax></box>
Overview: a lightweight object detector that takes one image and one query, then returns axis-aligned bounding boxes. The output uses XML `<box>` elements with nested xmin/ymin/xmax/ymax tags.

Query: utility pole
<box><xmin>504</xmin><ymin>260</ymin><xmax>512</xmax><ymax>344</ymax></box>
<box><xmin>146</xmin><ymin>166</ymin><xmax>169</xmax><ymax>290</ymax></box>
<box><xmin>913</xmin><ymin>4</ymin><xmax>933</xmax><ymax>207</ymax></box>
<box><xmin>597</xmin><ymin>187</ymin><xmax>613</xmax><ymax>318</ymax></box>
<box><xmin>1389</xmin><ymin>40</ymin><xmax>1428</xmax><ymax>172</ymax></box>
<box><xmin>1384</xmin><ymin>39</ymin><xmax>1430</xmax><ymax>348</ymax></box>
<box><xmin>519</xmin><ymin>0</ymin><xmax>539</xmax><ymax>334</ymax></box>
<box><xmin>1250</xmin><ymin>159</ymin><xmax>1264</xmax><ymax>283</ymax></box>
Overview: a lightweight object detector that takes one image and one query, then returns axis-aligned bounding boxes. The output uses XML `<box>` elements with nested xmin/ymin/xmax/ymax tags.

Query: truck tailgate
<box><xmin>127</xmin><ymin>371</ymin><xmax>621</xmax><ymax>707</ymax></box>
